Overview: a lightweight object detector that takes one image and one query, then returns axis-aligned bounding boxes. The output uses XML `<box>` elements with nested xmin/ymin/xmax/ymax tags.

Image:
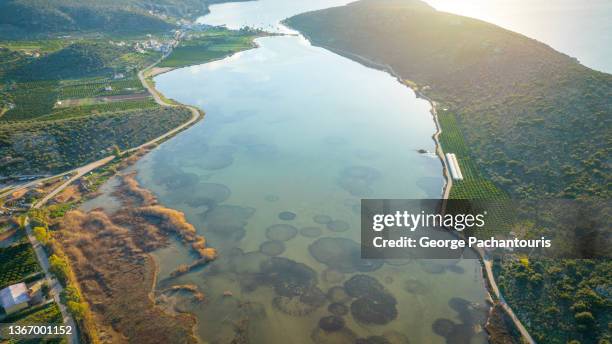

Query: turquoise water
<box><xmin>134</xmin><ymin>1</ymin><xmax>489</xmax><ymax>343</ymax></box>
<box><xmin>425</xmin><ymin>0</ymin><xmax>612</xmax><ymax>73</ymax></box>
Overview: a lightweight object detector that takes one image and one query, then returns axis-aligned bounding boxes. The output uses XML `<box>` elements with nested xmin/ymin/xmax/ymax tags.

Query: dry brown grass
<box><xmin>114</xmin><ymin>172</ymin><xmax>157</xmax><ymax>207</ymax></box>
<box><xmin>132</xmin><ymin>206</ymin><xmax>218</xmax><ymax>260</ymax></box>
<box><xmin>53</xmin><ymin>184</ymin><xmax>81</xmax><ymax>203</ymax></box>
<box><xmin>161</xmin><ymin>284</ymin><xmax>205</xmax><ymax>303</ymax></box>
<box><xmin>56</xmin><ymin>210</ymin><xmax>198</xmax><ymax>344</ymax></box>
<box><xmin>49</xmin><ymin>150</ymin><xmax>217</xmax><ymax>343</ymax></box>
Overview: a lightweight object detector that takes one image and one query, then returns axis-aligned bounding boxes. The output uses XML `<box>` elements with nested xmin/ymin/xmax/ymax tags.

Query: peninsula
<box><xmin>286</xmin><ymin>1</ymin><xmax>611</xmax><ymax>343</ymax></box>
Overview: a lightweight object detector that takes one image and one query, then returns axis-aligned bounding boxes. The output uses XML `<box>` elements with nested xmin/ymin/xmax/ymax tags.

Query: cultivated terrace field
<box><xmin>159</xmin><ymin>28</ymin><xmax>261</xmax><ymax>68</ymax></box>
<box><xmin>3</xmin><ymin>301</ymin><xmax>66</xmax><ymax>344</ymax></box>
<box><xmin>286</xmin><ymin>1</ymin><xmax>612</xmax><ymax>343</ymax></box>
<box><xmin>0</xmin><ymin>240</ymin><xmax>42</xmax><ymax>289</ymax></box>
<box><xmin>0</xmin><ymin>33</ymin><xmax>190</xmax><ymax>176</ymax></box>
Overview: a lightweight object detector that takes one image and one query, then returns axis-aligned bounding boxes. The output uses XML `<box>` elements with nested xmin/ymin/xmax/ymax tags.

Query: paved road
<box><xmin>0</xmin><ymin>175</ymin><xmax>67</xmax><ymax>199</ymax></box>
<box><xmin>33</xmin><ymin>157</ymin><xmax>115</xmax><ymax>209</ymax></box>
<box><xmin>429</xmin><ymin>102</ymin><xmax>453</xmax><ymax>201</ymax></box>
<box><xmin>482</xmin><ymin>257</ymin><xmax>536</xmax><ymax>344</ymax></box>
<box><xmin>430</xmin><ymin>95</ymin><xmax>533</xmax><ymax>343</ymax></box>
<box><xmin>137</xmin><ymin>64</ymin><xmax>201</xmax><ymax>135</ymax></box>
<box><xmin>31</xmin><ymin>58</ymin><xmax>201</xmax><ymax>209</ymax></box>
<box><xmin>16</xmin><ymin>47</ymin><xmax>201</xmax><ymax>344</ymax></box>
<box><xmin>3</xmin><ymin>51</ymin><xmax>199</xmax><ymax>205</ymax></box>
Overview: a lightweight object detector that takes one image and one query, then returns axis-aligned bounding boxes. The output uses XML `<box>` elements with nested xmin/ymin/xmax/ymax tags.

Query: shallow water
<box><xmin>79</xmin><ymin>176</ymin><xmax>121</xmax><ymax>214</ymax></box>
<box><xmin>130</xmin><ymin>1</ymin><xmax>489</xmax><ymax>343</ymax></box>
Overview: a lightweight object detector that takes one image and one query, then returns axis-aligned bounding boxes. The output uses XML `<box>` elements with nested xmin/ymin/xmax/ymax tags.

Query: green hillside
<box><xmin>286</xmin><ymin>1</ymin><xmax>611</xmax><ymax>343</ymax></box>
<box><xmin>0</xmin><ymin>0</ymin><xmax>245</xmax><ymax>39</ymax></box>
<box><xmin>0</xmin><ymin>107</ymin><xmax>191</xmax><ymax>175</ymax></box>
<box><xmin>286</xmin><ymin>0</ymin><xmax>611</xmax><ymax>200</ymax></box>
<box><xmin>0</xmin><ymin>0</ymin><xmax>171</xmax><ymax>38</ymax></box>
<box><xmin>13</xmin><ymin>41</ymin><xmax>128</xmax><ymax>81</ymax></box>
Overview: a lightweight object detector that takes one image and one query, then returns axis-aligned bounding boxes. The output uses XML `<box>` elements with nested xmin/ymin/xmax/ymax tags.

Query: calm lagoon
<box><xmin>134</xmin><ymin>1</ymin><xmax>489</xmax><ymax>342</ymax></box>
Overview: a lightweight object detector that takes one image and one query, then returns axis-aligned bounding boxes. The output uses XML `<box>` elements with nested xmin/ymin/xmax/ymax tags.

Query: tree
<box><xmin>49</xmin><ymin>254</ymin><xmax>69</xmax><ymax>286</ymax></box>
<box><xmin>16</xmin><ymin>215</ymin><xmax>27</xmax><ymax>230</ymax></box>
<box><xmin>112</xmin><ymin>144</ymin><xmax>122</xmax><ymax>158</ymax></box>
<box><xmin>67</xmin><ymin>301</ymin><xmax>87</xmax><ymax>321</ymax></box>
<box><xmin>574</xmin><ymin>312</ymin><xmax>595</xmax><ymax>327</ymax></box>
<box><xmin>41</xmin><ymin>281</ymin><xmax>50</xmax><ymax>298</ymax></box>
<box><xmin>33</xmin><ymin>226</ymin><xmax>51</xmax><ymax>246</ymax></box>
<box><xmin>62</xmin><ymin>286</ymin><xmax>87</xmax><ymax>320</ymax></box>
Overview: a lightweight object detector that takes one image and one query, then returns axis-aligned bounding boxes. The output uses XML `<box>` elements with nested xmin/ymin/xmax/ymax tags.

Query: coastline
<box><xmin>144</xmin><ymin>35</ymin><xmax>268</xmax><ymax>79</ymax></box>
<box><xmin>26</xmin><ymin>37</ymin><xmax>263</xmax><ymax>342</ymax></box>
<box><xmin>27</xmin><ymin>21</ymin><xmax>530</xmax><ymax>343</ymax></box>
<box><xmin>293</xmin><ymin>32</ymin><xmax>452</xmax><ymax>200</ymax></box>
<box><xmin>291</xmin><ymin>30</ymin><xmax>534</xmax><ymax>344</ymax></box>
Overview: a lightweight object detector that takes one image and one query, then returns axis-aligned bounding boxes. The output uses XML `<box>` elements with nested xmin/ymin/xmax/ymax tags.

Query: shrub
<box><xmin>33</xmin><ymin>226</ymin><xmax>51</xmax><ymax>246</ymax></box>
<box><xmin>49</xmin><ymin>254</ymin><xmax>69</xmax><ymax>286</ymax></box>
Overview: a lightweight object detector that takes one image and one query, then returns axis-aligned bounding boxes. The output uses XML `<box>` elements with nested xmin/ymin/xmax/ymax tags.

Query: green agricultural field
<box><xmin>3</xmin><ymin>301</ymin><xmax>63</xmax><ymax>324</ymax></box>
<box><xmin>437</xmin><ymin>110</ymin><xmax>507</xmax><ymax>200</ymax></box>
<box><xmin>2</xmin><ymin>302</ymin><xmax>66</xmax><ymax>344</ymax></box>
<box><xmin>0</xmin><ymin>78</ymin><xmax>153</xmax><ymax>122</ymax></box>
<box><xmin>0</xmin><ymin>40</ymin><xmax>68</xmax><ymax>54</ymax></box>
<box><xmin>44</xmin><ymin>98</ymin><xmax>159</xmax><ymax>121</ymax></box>
<box><xmin>159</xmin><ymin>29</ymin><xmax>258</xmax><ymax>68</ymax></box>
<box><xmin>438</xmin><ymin>110</ymin><xmax>510</xmax><ymax>238</ymax></box>
<box><xmin>0</xmin><ymin>242</ymin><xmax>42</xmax><ymax>289</ymax></box>
<box><xmin>0</xmin><ymin>81</ymin><xmax>59</xmax><ymax>121</ymax></box>
<box><xmin>59</xmin><ymin>77</ymin><xmax>145</xmax><ymax>99</ymax></box>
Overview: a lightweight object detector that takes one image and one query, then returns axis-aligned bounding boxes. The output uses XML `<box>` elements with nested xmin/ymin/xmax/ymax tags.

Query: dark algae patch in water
<box><xmin>266</xmin><ymin>224</ymin><xmax>298</xmax><ymax>241</ymax></box>
<box><xmin>138</xmin><ymin>6</ymin><xmax>491</xmax><ymax>341</ymax></box>
<box><xmin>344</xmin><ymin>275</ymin><xmax>398</xmax><ymax>325</ymax></box>
<box><xmin>259</xmin><ymin>240</ymin><xmax>286</xmax><ymax>256</ymax></box>
<box><xmin>278</xmin><ymin>211</ymin><xmax>297</xmax><ymax>220</ymax></box>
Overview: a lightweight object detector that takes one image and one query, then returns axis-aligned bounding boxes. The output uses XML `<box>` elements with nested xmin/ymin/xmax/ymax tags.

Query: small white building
<box><xmin>0</xmin><ymin>282</ymin><xmax>31</xmax><ymax>315</ymax></box>
<box><xmin>446</xmin><ymin>153</ymin><xmax>464</xmax><ymax>181</ymax></box>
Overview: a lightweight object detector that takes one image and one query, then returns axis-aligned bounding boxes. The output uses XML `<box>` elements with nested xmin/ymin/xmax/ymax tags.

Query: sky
<box><xmin>423</xmin><ymin>0</ymin><xmax>612</xmax><ymax>73</ymax></box>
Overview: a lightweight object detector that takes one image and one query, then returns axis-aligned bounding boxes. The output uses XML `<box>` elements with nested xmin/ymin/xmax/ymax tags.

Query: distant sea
<box><xmin>425</xmin><ymin>0</ymin><xmax>612</xmax><ymax>73</ymax></box>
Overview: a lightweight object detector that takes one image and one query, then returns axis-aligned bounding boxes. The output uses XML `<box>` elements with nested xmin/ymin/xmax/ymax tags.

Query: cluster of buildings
<box><xmin>0</xmin><ymin>188</ymin><xmax>43</xmax><ymax>215</ymax></box>
<box><xmin>134</xmin><ymin>38</ymin><xmax>174</xmax><ymax>54</ymax></box>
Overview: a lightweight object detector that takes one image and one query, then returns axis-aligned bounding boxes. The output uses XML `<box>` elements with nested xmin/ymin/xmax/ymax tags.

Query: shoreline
<box><xmin>295</xmin><ymin>35</ymin><xmax>452</xmax><ymax>200</ymax></box>
<box><xmin>291</xmin><ymin>31</ymin><xmax>535</xmax><ymax>344</ymax></box>
<box><xmin>26</xmin><ymin>38</ymin><xmax>251</xmax><ymax>343</ymax></box>
<box><xmin>27</xmin><ymin>22</ymin><xmax>528</xmax><ymax>343</ymax></box>
<box><xmin>144</xmin><ymin>33</ymin><xmax>272</xmax><ymax>79</ymax></box>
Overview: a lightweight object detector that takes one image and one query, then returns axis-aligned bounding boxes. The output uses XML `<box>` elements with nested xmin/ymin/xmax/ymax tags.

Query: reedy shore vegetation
<box><xmin>0</xmin><ymin>11</ymin><xmax>260</xmax><ymax>342</ymax></box>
